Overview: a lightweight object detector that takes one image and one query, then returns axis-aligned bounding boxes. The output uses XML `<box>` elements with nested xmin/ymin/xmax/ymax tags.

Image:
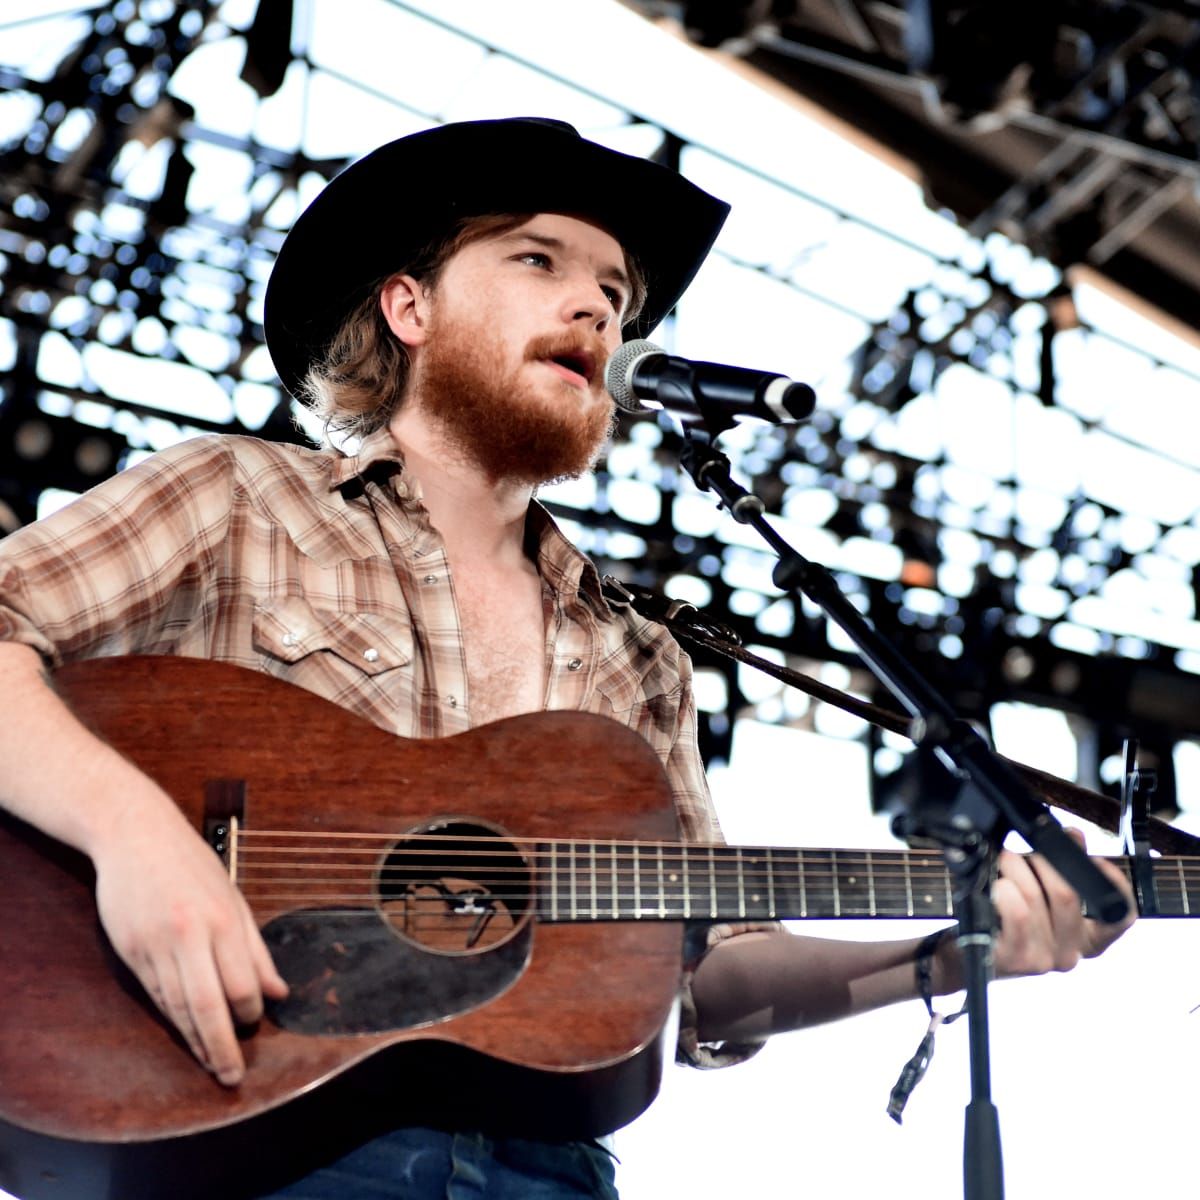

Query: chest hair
<box><xmin>452</xmin><ymin>563</ymin><xmax>547</xmax><ymax>726</ymax></box>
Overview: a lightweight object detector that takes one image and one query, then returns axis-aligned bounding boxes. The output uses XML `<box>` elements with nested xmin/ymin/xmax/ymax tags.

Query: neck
<box><xmin>388</xmin><ymin>404</ymin><xmax>534</xmax><ymax>566</ymax></box>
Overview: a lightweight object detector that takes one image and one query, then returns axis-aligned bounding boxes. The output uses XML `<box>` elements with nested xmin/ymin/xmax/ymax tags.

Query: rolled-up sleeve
<box><xmin>0</xmin><ymin>436</ymin><xmax>235</xmax><ymax>665</ymax></box>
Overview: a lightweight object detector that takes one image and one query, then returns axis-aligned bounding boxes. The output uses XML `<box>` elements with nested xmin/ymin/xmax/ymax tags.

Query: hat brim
<box><xmin>264</xmin><ymin>118</ymin><xmax>730</xmax><ymax>400</ymax></box>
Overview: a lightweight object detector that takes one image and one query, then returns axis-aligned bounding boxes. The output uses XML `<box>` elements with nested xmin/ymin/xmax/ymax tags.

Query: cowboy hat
<box><xmin>264</xmin><ymin>117</ymin><xmax>730</xmax><ymax>400</ymax></box>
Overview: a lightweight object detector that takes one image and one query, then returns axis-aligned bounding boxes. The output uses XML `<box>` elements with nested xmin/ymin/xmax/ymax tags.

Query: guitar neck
<box><xmin>533</xmin><ymin>844</ymin><xmax>1196</xmax><ymax>923</ymax></box>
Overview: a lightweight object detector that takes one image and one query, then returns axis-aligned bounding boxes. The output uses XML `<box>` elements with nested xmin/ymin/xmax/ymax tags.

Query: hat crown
<box><xmin>264</xmin><ymin>117</ymin><xmax>730</xmax><ymax>400</ymax></box>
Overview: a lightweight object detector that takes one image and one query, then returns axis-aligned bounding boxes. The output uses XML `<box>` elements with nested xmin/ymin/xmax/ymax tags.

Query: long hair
<box><xmin>300</xmin><ymin>214</ymin><xmax>647</xmax><ymax>439</ymax></box>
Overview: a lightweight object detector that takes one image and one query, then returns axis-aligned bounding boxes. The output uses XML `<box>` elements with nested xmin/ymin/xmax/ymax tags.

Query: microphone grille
<box><xmin>603</xmin><ymin>338</ymin><xmax>663</xmax><ymax>413</ymax></box>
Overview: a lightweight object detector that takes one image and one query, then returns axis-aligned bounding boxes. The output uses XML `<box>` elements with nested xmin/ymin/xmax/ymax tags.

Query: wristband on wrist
<box><xmin>886</xmin><ymin>927</ymin><xmax>968</xmax><ymax>1124</ymax></box>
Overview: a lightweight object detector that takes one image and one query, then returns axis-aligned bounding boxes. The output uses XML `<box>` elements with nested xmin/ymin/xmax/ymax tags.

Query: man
<box><xmin>0</xmin><ymin>118</ymin><xmax>1134</xmax><ymax>1198</ymax></box>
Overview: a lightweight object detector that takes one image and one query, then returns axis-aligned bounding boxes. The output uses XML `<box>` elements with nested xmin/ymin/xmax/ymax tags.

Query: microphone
<box><xmin>604</xmin><ymin>339</ymin><xmax>816</xmax><ymax>428</ymax></box>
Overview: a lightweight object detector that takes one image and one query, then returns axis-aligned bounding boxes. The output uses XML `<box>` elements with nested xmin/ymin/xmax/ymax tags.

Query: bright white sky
<box><xmin>5</xmin><ymin>2</ymin><xmax>1200</xmax><ymax>1197</ymax></box>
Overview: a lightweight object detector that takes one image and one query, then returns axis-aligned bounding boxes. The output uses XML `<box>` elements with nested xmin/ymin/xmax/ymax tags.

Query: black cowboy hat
<box><xmin>263</xmin><ymin>117</ymin><xmax>730</xmax><ymax>400</ymax></box>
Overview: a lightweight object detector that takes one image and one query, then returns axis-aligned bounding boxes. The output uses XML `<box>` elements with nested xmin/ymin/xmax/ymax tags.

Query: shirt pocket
<box><xmin>250</xmin><ymin>597</ymin><xmax>415</xmax><ymax>700</ymax></box>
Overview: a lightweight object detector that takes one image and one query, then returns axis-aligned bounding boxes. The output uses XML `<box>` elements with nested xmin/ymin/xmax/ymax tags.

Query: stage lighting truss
<box><xmin>3</xmin><ymin>0</ymin><xmax>1200</xmax><ymax>802</ymax></box>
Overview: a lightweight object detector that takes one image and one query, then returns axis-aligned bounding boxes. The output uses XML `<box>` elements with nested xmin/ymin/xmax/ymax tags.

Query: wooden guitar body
<box><xmin>0</xmin><ymin>656</ymin><xmax>683</xmax><ymax>1200</ymax></box>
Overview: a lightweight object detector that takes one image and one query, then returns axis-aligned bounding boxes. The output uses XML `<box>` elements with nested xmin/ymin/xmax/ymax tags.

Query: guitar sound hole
<box><xmin>377</xmin><ymin>820</ymin><xmax>531</xmax><ymax>955</ymax></box>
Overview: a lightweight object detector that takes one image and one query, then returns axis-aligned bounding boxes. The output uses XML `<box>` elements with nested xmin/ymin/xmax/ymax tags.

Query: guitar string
<box><xmin>231</xmin><ymin>836</ymin><xmax>1175</xmax><ymax>862</ymax></box>
<box><xmin>230</xmin><ymin>831</ymin><xmax>1197</xmax><ymax>869</ymax></box>
<box><xmin>233</xmin><ymin>845</ymin><xmax>957</xmax><ymax>910</ymax></box>
<box><xmin>226</xmin><ymin>854</ymin><xmax>1190</xmax><ymax>883</ymax></box>
<box><xmin>228</xmin><ymin>857</ymin><xmax>1192</xmax><ymax>886</ymax></box>
<box><xmin>228</xmin><ymin>864</ymin><xmax>1184</xmax><ymax>909</ymax></box>
<box><xmin>220</xmin><ymin>837</ymin><xmax>1189</xmax><ymax>910</ymax></box>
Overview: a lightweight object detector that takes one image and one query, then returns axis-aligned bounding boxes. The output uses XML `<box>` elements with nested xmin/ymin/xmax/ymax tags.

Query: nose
<box><xmin>560</xmin><ymin>272</ymin><xmax>616</xmax><ymax>336</ymax></box>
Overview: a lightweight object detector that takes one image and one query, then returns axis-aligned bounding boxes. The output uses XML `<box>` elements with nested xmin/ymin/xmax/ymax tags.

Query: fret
<box><xmin>906</xmin><ymin>859</ymin><xmax>947</xmax><ymax>916</ymax></box>
<box><xmin>661</xmin><ymin>845</ymin><xmax>687</xmax><ymax>918</ymax></box>
<box><xmin>550</xmin><ymin>841</ymin><xmax>558</xmax><ymax>921</ymax></box>
<box><xmin>742</xmin><ymin>851</ymin><xmax>772</xmax><ymax>920</ymax></box>
<box><xmin>711</xmin><ymin>847</ymin><xmax>742</xmax><ymax>918</ymax></box>
<box><xmin>833</xmin><ymin>850</ymin><xmax>876</xmax><ymax>917</ymax></box>
<box><xmin>768</xmin><ymin>847</ymin><xmax>808</xmax><ymax>918</ymax></box>
<box><xmin>863</xmin><ymin>850</ymin><xmax>902</xmax><ymax>918</ymax></box>
<box><xmin>544</xmin><ymin>844</ymin><xmax>1200</xmax><ymax>925</ymax></box>
<box><xmin>566</xmin><ymin>840</ymin><xmax>576</xmax><ymax>921</ymax></box>
<box><xmin>766</xmin><ymin>847</ymin><xmax>804</xmax><ymax>917</ymax></box>
<box><xmin>611</xmin><ymin>841</ymin><xmax>637</xmax><ymax>919</ymax></box>
<box><xmin>1157</xmin><ymin>857</ymin><xmax>1183</xmax><ymax>916</ymax></box>
<box><xmin>797</xmin><ymin>849</ymin><xmax>849</xmax><ymax>919</ymax></box>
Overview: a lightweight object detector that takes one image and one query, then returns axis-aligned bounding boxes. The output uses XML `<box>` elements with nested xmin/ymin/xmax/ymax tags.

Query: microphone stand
<box><xmin>673</xmin><ymin>429</ymin><xmax>1129</xmax><ymax>1200</ymax></box>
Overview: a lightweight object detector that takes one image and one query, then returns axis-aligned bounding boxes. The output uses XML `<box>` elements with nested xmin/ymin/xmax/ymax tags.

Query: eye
<box><xmin>516</xmin><ymin>251</ymin><xmax>552</xmax><ymax>269</ymax></box>
<box><xmin>601</xmin><ymin>284</ymin><xmax>626</xmax><ymax>310</ymax></box>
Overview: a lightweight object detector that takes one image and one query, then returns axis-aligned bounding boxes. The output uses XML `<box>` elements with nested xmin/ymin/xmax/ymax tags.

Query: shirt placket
<box><xmin>543</xmin><ymin>586</ymin><xmax>596</xmax><ymax>712</ymax></box>
<box><xmin>371</xmin><ymin>480</ymin><xmax>471</xmax><ymax>738</ymax></box>
<box><xmin>415</xmin><ymin>548</ymin><xmax>471</xmax><ymax>735</ymax></box>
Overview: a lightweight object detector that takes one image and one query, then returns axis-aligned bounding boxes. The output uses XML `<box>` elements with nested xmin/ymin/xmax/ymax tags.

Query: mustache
<box><xmin>524</xmin><ymin>331</ymin><xmax>610</xmax><ymax>384</ymax></box>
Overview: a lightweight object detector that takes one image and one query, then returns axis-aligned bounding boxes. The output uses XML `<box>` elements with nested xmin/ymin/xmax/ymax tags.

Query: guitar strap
<box><xmin>601</xmin><ymin>576</ymin><xmax>1200</xmax><ymax>857</ymax></box>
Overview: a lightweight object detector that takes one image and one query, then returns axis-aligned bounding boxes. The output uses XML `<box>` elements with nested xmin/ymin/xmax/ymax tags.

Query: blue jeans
<box><xmin>255</xmin><ymin>1127</ymin><xmax>619</xmax><ymax>1199</ymax></box>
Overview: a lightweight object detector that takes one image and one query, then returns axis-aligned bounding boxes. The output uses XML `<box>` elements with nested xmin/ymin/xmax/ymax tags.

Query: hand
<box><xmin>987</xmin><ymin>828</ymin><xmax>1136</xmax><ymax>981</ymax></box>
<box><xmin>91</xmin><ymin>786</ymin><xmax>288</xmax><ymax>1086</ymax></box>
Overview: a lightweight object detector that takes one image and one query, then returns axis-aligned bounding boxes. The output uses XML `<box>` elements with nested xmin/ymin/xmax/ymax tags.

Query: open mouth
<box><xmin>545</xmin><ymin>350</ymin><xmax>596</xmax><ymax>386</ymax></box>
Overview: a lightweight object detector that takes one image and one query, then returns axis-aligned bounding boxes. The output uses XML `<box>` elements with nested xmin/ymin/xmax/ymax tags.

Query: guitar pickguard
<box><xmin>263</xmin><ymin>907</ymin><xmax>533</xmax><ymax>1035</ymax></box>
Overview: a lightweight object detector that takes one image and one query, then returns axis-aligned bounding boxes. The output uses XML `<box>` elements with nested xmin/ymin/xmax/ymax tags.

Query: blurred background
<box><xmin>4</xmin><ymin>1</ymin><xmax>1200</xmax><ymax>1195</ymax></box>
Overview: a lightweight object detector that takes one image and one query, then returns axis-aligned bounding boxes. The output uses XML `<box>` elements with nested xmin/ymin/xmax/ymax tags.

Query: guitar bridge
<box><xmin>203</xmin><ymin>779</ymin><xmax>247</xmax><ymax>880</ymax></box>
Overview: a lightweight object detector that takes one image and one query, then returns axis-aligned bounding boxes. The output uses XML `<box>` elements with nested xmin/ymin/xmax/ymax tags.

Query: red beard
<box><xmin>413</xmin><ymin>319</ymin><xmax>615</xmax><ymax>486</ymax></box>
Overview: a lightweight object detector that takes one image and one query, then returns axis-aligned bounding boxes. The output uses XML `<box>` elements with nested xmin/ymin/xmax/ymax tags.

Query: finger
<box><xmin>1078</xmin><ymin>850</ymin><xmax>1138</xmax><ymax>954</ymax></box>
<box><xmin>1034</xmin><ymin>827</ymin><xmax>1137</xmax><ymax>952</ymax></box>
<box><xmin>238</xmin><ymin>897</ymin><xmax>289</xmax><ymax>1000</ymax></box>
<box><xmin>992</xmin><ymin>846</ymin><xmax>1080</xmax><ymax>975</ymax></box>
<box><xmin>995</xmin><ymin>846</ymin><xmax>1058</xmax><ymax>935</ymax></box>
<box><xmin>990</xmin><ymin>872</ymin><xmax>1053</xmax><ymax>977</ymax></box>
<box><xmin>1027</xmin><ymin>850</ymin><xmax>1087</xmax><ymax>947</ymax></box>
<box><xmin>175</xmin><ymin>944</ymin><xmax>246</xmax><ymax>1087</ymax></box>
<box><xmin>213</xmin><ymin>926</ymin><xmax>266</xmax><ymax>1028</ymax></box>
<box><xmin>144</xmin><ymin>957</ymin><xmax>210</xmax><ymax>1070</ymax></box>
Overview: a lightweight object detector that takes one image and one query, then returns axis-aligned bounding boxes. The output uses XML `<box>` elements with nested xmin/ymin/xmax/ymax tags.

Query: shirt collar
<box><xmin>526</xmin><ymin>501</ymin><xmax>611</xmax><ymax>619</ymax></box>
<box><xmin>327</xmin><ymin>426</ymin><xmax>423</xmax><ymax>503</ymax></box>
<box><xmin>329</xmin><ymin>428</ymin><xmax>612</xmax><ymax>618</ymax></box>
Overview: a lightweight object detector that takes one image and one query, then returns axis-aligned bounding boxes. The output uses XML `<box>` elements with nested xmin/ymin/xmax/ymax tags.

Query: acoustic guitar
<box><xmin>0</xmin><ymin>656</ymin><xmax>1191</xmax><ymax>1200</ymax></box>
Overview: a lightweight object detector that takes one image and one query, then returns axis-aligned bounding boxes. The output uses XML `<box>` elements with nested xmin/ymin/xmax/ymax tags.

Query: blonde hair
<box><xmin>301</xmin><ymin>213</ymin><xmax>647</xmax><ymax>438</ymax></box>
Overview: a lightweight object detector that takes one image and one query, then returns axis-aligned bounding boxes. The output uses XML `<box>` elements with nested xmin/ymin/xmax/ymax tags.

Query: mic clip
<box><xmin>600</xmin><ymin>576</ymin><xmax>741</xmax><ymax>645</ymax></box>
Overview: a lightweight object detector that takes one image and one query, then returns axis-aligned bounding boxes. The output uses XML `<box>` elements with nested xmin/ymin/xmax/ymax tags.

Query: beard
<box><xmin>411</xmin><ymin>316</ymin><xmax>615</xmax><ymax>487</ymax></box>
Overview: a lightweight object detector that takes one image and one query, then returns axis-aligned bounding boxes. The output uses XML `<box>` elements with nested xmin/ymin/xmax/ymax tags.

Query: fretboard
<box><xmin>533</xmin><ymin>844</ymin><xmax>1197</xmax><ymax>922</ymax></box>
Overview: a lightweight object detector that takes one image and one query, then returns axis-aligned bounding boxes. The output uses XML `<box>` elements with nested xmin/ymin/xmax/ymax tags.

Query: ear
<box><xmin>379</xmin><ymin>274</ymin><xmax>432</xmax><ymax>348</ymax></box>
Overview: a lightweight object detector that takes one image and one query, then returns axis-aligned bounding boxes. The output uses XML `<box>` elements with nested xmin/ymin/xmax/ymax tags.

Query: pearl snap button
<box><xmin>567</xmin><ymin>658</ymin><xmax>583</xmax><ymax>671</ymax></box>
<box><xmin>363</xmin><ymin>647</ymin><xmax>380</xmax><ymax>663</ymax></box>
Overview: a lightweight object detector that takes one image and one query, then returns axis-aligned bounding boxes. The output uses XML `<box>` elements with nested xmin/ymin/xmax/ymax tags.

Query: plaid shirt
<box><xmin>0</xmin><ymin>428</ymin><xmax>767</xmax><ymax>1067</ymax></box>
